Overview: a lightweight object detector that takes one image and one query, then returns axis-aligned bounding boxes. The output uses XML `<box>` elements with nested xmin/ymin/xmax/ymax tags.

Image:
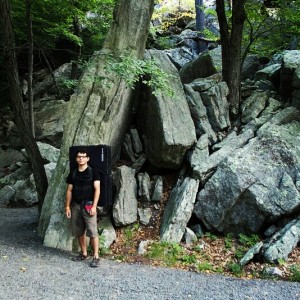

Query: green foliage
<box><xmin>204</xmin><ymin>232</ymin><xmax>217</xmax><ymax>241</ymax></box>
<box><xmin>156</xmin><ymin>36</ymin><xmax>176</xmax><ymax>50</ymax></box>
<box><xmin>234</xmin><ymin>246</ymin><xmax>247</xmax><ymax>259</ymax></box>
<box><xmin>242</xmin><ymin>0</ymin><xmax>300</xmax><ymax>58</ymax></box>
<box><xmin>146</xmin><ymin>241</ymin><xmax>186</xmax><ymax>266</ymax></box>
<box><xmin>180</xmin><ymin>254</ymin><xmax>197</xmax><ymax>264</ymax></box>
<box><xmin>224</xmin><ymin>233</ymin><xmax>234</xmax><ymax>249</ymax></box>
<box><xmin>227</xmin><ymin>262</ymin><xmax>244</xmax><ymax>277</ymax></box>
<box><xmin>10</xmin><ymin>0</ymin><xmax>115</xmax><ymax>54</ymax></box>
<box><xmin>123</xmin><ymin>223</ymin><xmax>139</xmax><ymax>241</ymax></box>
<box><xmin>290</xmin><ymin>265</ymin><xmax>300</xmax><ymax>282</ymax></box>
<box><xmin>197</xmin><ymin>261</ymin><xmax>213</xmax><ymax>272</ymax></box>
<box><xmin>238</xmin><ymin>233</ymin><xmax>260</xmax><ymax>247</ymax></box>
<box><xmin>104</xmin><ymin>52</ymin><xmax>175</xmax><ymax>96</ymax></box>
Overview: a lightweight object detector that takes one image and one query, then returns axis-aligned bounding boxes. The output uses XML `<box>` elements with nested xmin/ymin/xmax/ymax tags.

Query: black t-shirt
<box><xmin>66</xmin><ymin>166</ymin><xmax>100</xmax><ymax>204</ymax></box>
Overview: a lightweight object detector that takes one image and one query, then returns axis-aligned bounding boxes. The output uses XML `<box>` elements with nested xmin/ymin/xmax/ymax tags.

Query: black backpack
<box><xmin>69</xmin><ymin>145</ymin><xmax>113</xmax><ymax>208</ymax></box>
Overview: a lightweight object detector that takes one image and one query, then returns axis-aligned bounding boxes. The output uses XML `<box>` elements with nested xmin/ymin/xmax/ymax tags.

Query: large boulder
<box><xmin>137</xmin><ymin>49</ymin><xmax>196</xmax><ymax>169</ymax></box>
<box><xmin>160</xmin><ymin>177</ymin><xmax>199</xmax><ymax>242</ymax></box>
<box><xmin>39</xmin><ymin>0</ymin><xmax>155</xmax><ymax>251</ymax></box>
<box><xmin>279</xmin><ymin>50</ymin><xmax>300</xmax><ymax>103</ymax></box>
<box><xmin>184</xmin><ymin>84</ymin><xmax>217</xmax><ymax>144</ymax></box>
<box><xmin>34</xmin><ymin>100</ymin><xmax>67</xmax><ymax>148</ymax></box>
<box><xmin>113</xmin><ymin>166</ymin><xmax>138</xmax><ymax>226</ymax></box>
<box><xmin>179</xmin><ymin>46</ymin><xmax>222</xmax><ymax>84</ymax></box>
<box><xmin>193</xmin><ymin>113</ymin><xmax>300</xmax><ymax>234</ymax></box>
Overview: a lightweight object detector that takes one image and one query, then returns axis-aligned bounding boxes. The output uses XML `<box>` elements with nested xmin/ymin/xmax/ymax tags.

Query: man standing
<box><xmin>65</xmin><ymin>148</ymin><xmax>101</xmax><ymax>267</ymax></box>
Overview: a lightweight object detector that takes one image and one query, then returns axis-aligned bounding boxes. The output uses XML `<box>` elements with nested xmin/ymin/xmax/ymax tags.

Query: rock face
<box><xmin>160</xmin><ymin>177</ymin><xmax>199</xmax><ymax>242</ymax></box>
<box><xmin>113</xmin><ymin>166</ymin><xmax>138</xmax><ymax>226</ymax></box>
<box><xmin>34</xmin><ymin>100</ymin><xmax>67</xmax><ymax>148</ymax></box>
<box><xmin>179</xmin><ymin>47</ymin><xmax>222</xmax><ymax>84</ymax></box>
<box><xmin>137</xmin><ymin>49</ymin><xmax>196</xmax><ymax>169</ymax></box>
<box><xmin>193</xmin><ymin>117</ymin><xmax>300</xmax><ymax>234</ymax></box>
<box><xmin>39</xmin><ymin>0</ymin><xmax>155</xmax><ymax>251</ymax></box>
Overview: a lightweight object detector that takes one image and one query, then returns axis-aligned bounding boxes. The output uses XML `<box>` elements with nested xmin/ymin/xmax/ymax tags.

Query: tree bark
<box><xmin>38</xmin><ymin>0</ymin><xmax>154</xmax><ymax>251</ymax></box>
<box><xmin>216</xmin><ymin>0</ymin><xmax>246</xmax><ymax>119</ymax></box>
<box><xmin>0</xmin><ymin>0</ymin><xmax>48</xmax><ymax>212</ymax></box>
<box><xmin>26</xmin><ymin>0</ymin><xmax>35</xmax><ymax>137</ymax></box>
<box><xmin>195</xmin><ymin>0</ymin><xmax>207</xmax><ymax>52</ymax></box>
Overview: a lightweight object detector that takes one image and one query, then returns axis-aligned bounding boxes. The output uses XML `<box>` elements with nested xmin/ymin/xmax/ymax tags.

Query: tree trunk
<box><xmin>216</xmin><ymin>0</ymin><xmax>246</xmax><ymax>119</ymax></box>
<box><xmin>0</xmin><ymin>0</ymin><xmax>48</xmax><ymax>212</ymax></box>
<box><xmin>38</xmin><ymin>0</ymin><xmax>154</xmax><ymax>251</ymax></box>
<box><xmin>26</xmin><ymin>0</ymin><xmax>35</xmax><ymax>137</ymax></box>
<box><xmin>70</xmin><ymin>15</ymin><xmax>81</xmax><ymax>80</ymax></box>
<box><xmin>195</xmin><ymin>0</ymin><xmax>207</xmax><ymax>52</ymax></box>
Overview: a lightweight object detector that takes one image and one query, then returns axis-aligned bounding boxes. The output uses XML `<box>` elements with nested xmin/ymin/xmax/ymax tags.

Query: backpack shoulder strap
<box><xmin>87</xmin><ymin>166</ymin><xmax>93</xmax><ymax>180</ymax></box>
<box><xmin>72</xmin><ymin>168</ymin><xmax>77</xmax><ymax>181</ymax></box>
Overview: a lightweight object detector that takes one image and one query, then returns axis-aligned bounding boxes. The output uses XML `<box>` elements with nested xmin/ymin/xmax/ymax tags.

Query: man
<box><xmin>65</xmin><ymin>148</ymin><xmax>101</xmax><ymax>267</ymax></box>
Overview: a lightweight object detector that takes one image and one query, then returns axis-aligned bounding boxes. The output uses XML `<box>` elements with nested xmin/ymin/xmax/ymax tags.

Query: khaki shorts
<box><xmin>71</xmin><ymin>202</ymin><xmax>98</xmax><ymax>238</ymax></box>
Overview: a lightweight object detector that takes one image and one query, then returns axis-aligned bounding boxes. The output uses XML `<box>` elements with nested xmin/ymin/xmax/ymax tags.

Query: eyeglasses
<box><xmin>76</xmin><ymin>155</ymin><xmax>87</xmax><ymax>159</ymax></box>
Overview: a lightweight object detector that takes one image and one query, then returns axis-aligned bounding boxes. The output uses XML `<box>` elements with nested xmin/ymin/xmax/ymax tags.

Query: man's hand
<box><xmin>66</xmin><ymin>207</ymin><xmax>71</xmax><ymax>218</ymax></box>
<box><xmin>89</xmin><ymin>206</ymin><xmax>97</xmax><ymax>216</ymax></box>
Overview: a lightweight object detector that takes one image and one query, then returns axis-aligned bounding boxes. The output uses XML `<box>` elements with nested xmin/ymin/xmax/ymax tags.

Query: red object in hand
<box><xmin>84</xmin><ymin>204</ymin><xmax>93</xmax><ymax>213</ymax></box>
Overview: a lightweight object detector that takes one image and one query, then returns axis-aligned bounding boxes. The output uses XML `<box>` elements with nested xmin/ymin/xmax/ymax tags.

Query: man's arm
<box><xmin>90</xmin><ymin>180</ymin><xmax>100</xmax><ymax>216</ymax></box>
<box><xmin>65</xmin><ymin>184</ymin><xmax>73</xmax><ymax>218</ymax></box>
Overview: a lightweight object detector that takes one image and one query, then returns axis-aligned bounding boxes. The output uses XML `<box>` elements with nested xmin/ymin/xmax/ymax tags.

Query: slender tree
<box><xmin>25</xmin><ymin>0</ymin><xmax>35</xmax><ymax>136</ymax></box>
<box><xmin>216</xmin><ymin>0</ymin><xmax>246</xmax><ymax>120</ymax></box>
<box><xmin>0</xmin><ymin>0</ymin><xmax>48</xmax><ymax>212</ymax></box>
<box><xmin>195</xmin><ymin>0</ymin><xmax>207</xmax><ymax>52</ymax></box>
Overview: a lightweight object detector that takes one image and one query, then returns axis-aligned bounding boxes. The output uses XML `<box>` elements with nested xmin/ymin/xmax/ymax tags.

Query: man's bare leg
<box><xmin>90</xmin><ymin>237</ymin><xmax>99</xmax><ymax>259</ymax></box>
<box><xmin>78</xmin><ymin>234</ymin><xmax>87</xmax><ymax>256</ymax></box>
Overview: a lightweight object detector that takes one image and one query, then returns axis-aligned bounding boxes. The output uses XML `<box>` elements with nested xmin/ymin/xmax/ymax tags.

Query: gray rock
<box><xmin>241</xmin><ymin>91</ymin><xmax>269</xmax><ymax>124</ymax></box>
<box><xmin>190</xmin><ymin>224</ymin><xmax>204</xmax><ymax>238</ymax></box>
<box><xmin>184</xmin><ymin>227</ymin><xmax>197</xmax><ymax>245</ymax></box>
<box><xmin>0</xmin><ymin>163</ymin><xmax>32</xmax><ymax>189</ymax></box>
<box><xmin>0</xmin><ymin>185</ymin><xmax>15</xmax><ymax>207</ymax></box>
<box><xmin>137</xmin><ymin>172</ymin><xmax>151</xmax><ymax>202</ymax></box>
<box><xmin>184</xmin><ymin>84</ymin><xmax>217</xmax><ymax>143</ymax></box>
<box><xmin>151</xmin><ymin>175</ymin><xmax>163</xmax><ymax>202</ymax></box>
<box><xmin>264</xmin><ymin>225</ymin><xmax>278</xmax><ymax>237</ymax></box>
<box><xmin>242</xmin><ymin>98</ymin><xmax>284</xmax><ymax>134</ymax></box>
<box><xmin>98</xmin><ymin>216</ymin><xmax>116</xmax><ymax>250</ymax></box>
<box><xmin>21</xmin><ymin>142</ymin><xmax>60</xmax><ymax>164</ymax></box>
<box><xmin>11</xmin><ymin>178</ymin><xmax>38</xmax><ymax>207</ymax></box>
<box><xmin>130</xmin><ymin>128</ymin><xmax>143</xmax><ymax>154</ymax></box>
<box><xmin>200</xmin><ymin>82</ymin><xmax>231</xmax><ymax>132</ymax></box>
<box><xmin>262</xmin><ymin>216</ymin><xmax>300</xmax><ymax>263</ymax></box>
<box><xmin>239</xmin><ymin>242</ymin><xmax>263</xmax><ymax>266</ymax></box>
<box><xmin>292</xmin><ymin>67</ymin><xmax>300</xmax><ymax>88</ymax></box>
<box><xmin>164</xmin><ymin>47</ymin><xmax>197</xmax><ymax>69</ymax></box>
<box><xmin>113</xmin><ymin>166</ymin><xmax>138</xmax><ymax>226</ymax></box>
<box><xmin>254</xmin><ymin>64</ymin><xmax>281</xmax><ymax>87</ymax></box>
<box><xmin>122</xmin><ymin>133</ymin><xmax>136</xmax><ymax>162</ymax></box>
<box><xmin>137</xmin><ymin>240</ymin><xmax>150</xmax><ymax>255</ymax></box>
<box><xmin>242</xmin><ymin>55</ymin><xmax>261</xmax><ymax>80</ymax></box>
<box><xmin>179</xmin><ymin>47</ymin><xmax>222</xmax><ymax>84</ymax></box>
<box><xmin>34</xmin><ymin>100</ymin><xmax>66</xmax><ymax>148</ymax></box>
<box><xmin>0</xmin><ymin>148</ymin><xmax>26</xmax><ymax>168</ymax></box>
<box><xmin>191</xmin><ymin>129</ymin><xmax>254</xmax><ymax>184</ymax></box>
<box><xmin>160</xmin><ymin>177</ymin><xmax>199</xmax><ymax>242</ymax></box>
<box><xmin>264</xmin><ymin>267</ymin><xmax>283</xmax><ymax>277</ymax></box>
<box><xmin>194</xmin><ymin>121</ymin><xmax>300</xmax><ymax>234</ymax></box>
<box><xmin>131</xmin><ymin>153</ymin><xmax>147</xmax><ymax>174</ymax></box>
<box><xmin>137</xmin><ymin>49</ymin><xmax>196</xmax><ymax>169</ymax></box>
<box><xmin>138</xmin><ymin>207</ymin><xmax>152</xmax><ymax>225</ymax></box>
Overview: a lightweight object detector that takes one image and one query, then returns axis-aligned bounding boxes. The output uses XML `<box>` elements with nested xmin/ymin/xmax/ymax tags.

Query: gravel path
<box><xmin>0</xmin><ymin>207</ymin><xmax>299</xmax><ymax>300</ymax></box>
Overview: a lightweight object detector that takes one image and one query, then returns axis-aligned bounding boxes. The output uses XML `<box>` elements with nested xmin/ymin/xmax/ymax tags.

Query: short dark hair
<box><xmin>75</xmin><ymin>147</ymin><xmax>89</xmax><ymax>157</ymax></box>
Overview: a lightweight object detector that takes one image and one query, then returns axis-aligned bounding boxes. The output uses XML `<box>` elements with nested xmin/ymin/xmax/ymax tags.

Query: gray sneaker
<box><xmin>90</xmin><ymin>258</ymin><xmax>100</xmax><ymax>268</ymax></box>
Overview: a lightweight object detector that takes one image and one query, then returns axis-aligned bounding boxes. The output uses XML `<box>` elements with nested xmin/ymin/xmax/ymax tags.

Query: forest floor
<box><xmin>103</xmin><ymin>172</ymin><xmax>300</xmax><ymax>283</ymax></box>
